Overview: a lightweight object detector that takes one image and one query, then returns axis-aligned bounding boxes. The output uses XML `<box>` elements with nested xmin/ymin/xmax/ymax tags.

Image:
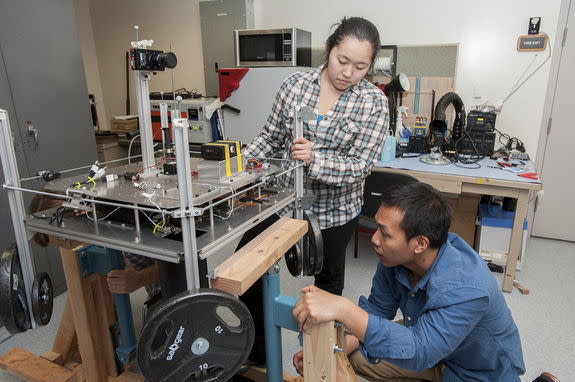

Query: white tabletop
<box><xmin>374</xmin><ymin>156</ymin><xmax>542</xmax><ymax>185</ymax></box>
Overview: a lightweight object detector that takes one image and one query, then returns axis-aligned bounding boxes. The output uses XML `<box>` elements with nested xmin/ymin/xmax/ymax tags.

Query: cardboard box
<box><xmin>111</xmin><ymin>115</ymin><xmax>138</xmax><ymax>132</ymax></box>
<box><xmin>445</xmin><ymin>193</ymin><xmax>481</xmax><ymax>248</ymax></box>
<box><xmin>96</xmin><ymin>135</ymin><xmax>128</xmax><ymax>167</ymax></box>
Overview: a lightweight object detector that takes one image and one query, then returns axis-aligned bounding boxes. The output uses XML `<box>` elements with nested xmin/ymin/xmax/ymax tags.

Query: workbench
<box><xmin>373</xmin><ymin>156</ymin><xmax>543</xmax><ymax>293</ymax></box>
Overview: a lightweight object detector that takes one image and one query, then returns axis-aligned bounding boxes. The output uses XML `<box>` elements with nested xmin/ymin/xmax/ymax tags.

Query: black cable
<box><xmin>453</xmin><ymin>161</ymin><xmax>481</xmax><ymax>169</ymax></box>
<box><xmin>48</xmin><ymin>206</ymin><xmax>67</xmax><ymax>227</ymax></box>
<box><xmin>493</xmin><ymin>126</ymin><xmax>525</xmax><ymax>152</ymax></box>
<box><xmin>31</xmin><ymin>212</ymin><xmax>51</xmax><ymax>219</ymax></box>
<box><xmin>149</xmin><ymin>88</ymin><xmax>202</xmax><ymax>100</ymax></box>
<box><xmin>444</xmin><ymin>117</ymin><xmax>483</xmax><ymax>166</ymax></box>
<box><xmin>452</xmin><ymin>125</ymin><xmax>483</xmax><ymax>165</ymax></box>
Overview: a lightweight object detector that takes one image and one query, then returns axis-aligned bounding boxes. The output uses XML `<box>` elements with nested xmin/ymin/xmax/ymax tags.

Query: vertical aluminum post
<box><xmin>134</xmin><ymin>71</ymin><xmax>156</xmax><ymax>174</ymax></box>
<box><xmin>159</xmin><ymin>102</ymin><xmax>169</xmax><ymax>151</ymax></box>
<box><xmin>172</xmin><ymin>117</ymin><xmax>200</xmax><ymax>290</ymax></box>
<box><xmin>294</xmin><ymin>108</ymin><xmax>304</xmax><ymax>221</ymax></box>
<box><xmin>0</xmin><ymin>109</ymin><xmax>37</xmax><ymax>328</ymax></box>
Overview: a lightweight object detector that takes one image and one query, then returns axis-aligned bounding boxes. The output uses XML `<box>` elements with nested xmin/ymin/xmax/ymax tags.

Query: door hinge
<box><xmin>547</xmin><ymin>117</ymin><xmax>552</xmax><ymax>135</ymax></box>
<box><xmin>562</xmin><ymin>27</ymin><xmax>568</xmax><ymax>47</ymax></box>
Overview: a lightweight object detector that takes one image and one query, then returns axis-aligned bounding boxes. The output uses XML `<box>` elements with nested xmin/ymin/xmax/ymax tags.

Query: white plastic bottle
<box><xmin>395</xmin><ymin>106</ymin><xmax>410</xmax><ymax>145</ymax></box>
<box><xmin>380</xmin><ymin>130</ymin><xmax>396</xmax><ymax>163</ymax></box>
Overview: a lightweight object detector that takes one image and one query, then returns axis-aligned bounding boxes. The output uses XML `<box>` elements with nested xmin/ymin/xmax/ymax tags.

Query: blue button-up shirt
<box><xmin>358</xmin><ymin>233</ymin><xmax>525</xmax><ymax>381</ymax></box>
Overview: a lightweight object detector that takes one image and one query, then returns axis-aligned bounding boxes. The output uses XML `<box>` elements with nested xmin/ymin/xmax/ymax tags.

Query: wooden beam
<box><xmin>0</xmin><ymin>347</ymin><xmax>77</xmax><ymax>382</ymax></box>
<box><xmin>237</xmin><ymin>366</ymin><xmax>302</xmax><ymax>382</ymax></box>
<box><xmin>503</xmin><ymin>188</ymin><xmax>530</xmax><ymax>292</ymax></box>
<box><xmin>107</xmin><ymin>371</ymin><xmax>145</xmax><ymax>382</ymax></box>
<box><xmin>303</xmin><ymin>321</ymin><xmax>338</xmax><ymax>382</ymax></box>
<box><xmin>89</xmin><ymin>275</ymin><xmax>119</xmax><ymax>377</ymax></box>
<box><xmin>302</xmin><ymin>323</ymin><xmax>359</xmax><ymax>382</ymax></box>
<box><xmin>52</xmin><ymin>296</ymin><xmax>78</xmax><ymax>365</ymax></box>
<box><xmin>211</xmin><ymin>217</ymin><xmax>308</xmax><ymax>295</ymax></box>
<box><xmin>335</xmin><ymin>351</ymin><xmax>359</xmax><ymax>382</ymax></box>
<box><xmin>48</xmin><ymin>236</ymin><xmax>84</xmax><ymax>250</ymax></box>
<box><xmin>41</xmin><ymin>351</ymin><xmax>64</xmax><ymax>366</ymax></box>
<box><xmin>65</xmin><ymin>363</ymin><xmax>85</xmax><ymax>382</ymax></box>
<box><xmin>59</xmin><ymin>246</ymin><xmax>114</xmax><ymax>382</ymax></box>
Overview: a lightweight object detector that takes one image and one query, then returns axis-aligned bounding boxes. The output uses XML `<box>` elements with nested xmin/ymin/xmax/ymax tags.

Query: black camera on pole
<box><xmin>130</xmin><ymin>49</ymin><xmax>177</xmax><ymax>71</ymax></box>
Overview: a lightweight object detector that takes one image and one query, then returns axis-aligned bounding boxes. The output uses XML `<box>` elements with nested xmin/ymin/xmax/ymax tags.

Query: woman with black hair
<box><xmin>244</xmin><ymin>16</ymin><xmax>389</xmax><ymax>296</ymax></box>
<box><xmin>236</xmin><ymin>17</ymin><xmax>389</xmax><ymax>371</ymax></box>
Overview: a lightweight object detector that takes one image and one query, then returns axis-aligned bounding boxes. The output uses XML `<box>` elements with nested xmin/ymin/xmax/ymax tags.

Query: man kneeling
<box><xmin>292</xmin><ymin>181</ymin><xmax>525</xmax><ymax>381</ymax></box>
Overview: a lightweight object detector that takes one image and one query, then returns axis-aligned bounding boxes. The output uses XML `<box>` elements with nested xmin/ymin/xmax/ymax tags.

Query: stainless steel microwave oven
<box><xmin>234</xmin><ymin>28</ymin><xmax>311</xmax><ymax>67</ymax></box>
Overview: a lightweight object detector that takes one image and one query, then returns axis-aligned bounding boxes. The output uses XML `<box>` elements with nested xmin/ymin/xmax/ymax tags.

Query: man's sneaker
<box><xmin>533</xmin><ymin>372</ymin><xmax>560</xmax><ymax>382</ymax></box>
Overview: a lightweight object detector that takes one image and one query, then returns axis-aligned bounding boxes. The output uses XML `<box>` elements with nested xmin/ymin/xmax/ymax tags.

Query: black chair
<box><xmin>353</xmin><ymin>172</ymin><xmax>418</xmax><ymax>258</ymax></box>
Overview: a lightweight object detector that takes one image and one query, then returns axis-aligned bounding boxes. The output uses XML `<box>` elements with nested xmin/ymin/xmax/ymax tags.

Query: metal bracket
<box><xmin>172</xmin><ymin>208</ymin><xmax>202</xmax><ymax>218</ymax></box>
<box><xmin>297</xmin><ymin>195</ymin><xmax>315</xmax><ymax>210</ymax></box>
<box><xmin>62</xmin><ymin>188</ymin><xmax>98</xmax><ymax>212</ymax></box>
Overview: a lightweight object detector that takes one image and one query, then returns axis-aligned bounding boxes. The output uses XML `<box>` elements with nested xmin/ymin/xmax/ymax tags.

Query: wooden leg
<box><xmin>303</xmin><ymin>321</ymin><xmax>359</xmax><ymax>382</ymax></box>
<box><xmin>51</xmin><ymin>296</ymin><xmax>78</xmax><ymax>364</ymax></box>
<box><xmin>89</xmin><ymin>275</ymin><xmax>119</xmax><ymax>377</ymax></box>
<box><xmin>59</xmin><ymin>246</ymin><xmax>116</xmax><ymax>382</ymax></box>
<box><xmin>1</xmin><ymin>242</ymin><xmax>145</xmax><ymax>382</ymax></box>
<box><xmin>0</xmin><ymin>348</ymin><xmax>77</xmax><ymax>382</ymax></box>
<box><xmin>238</xmin><ymin>366</ymin><xmax>302</xmax><ymax>382</ymax></box>
<box><xmin>502</xmin><ymin>189</ymin><xmax>529</xmax><ymax>292</ymax></box>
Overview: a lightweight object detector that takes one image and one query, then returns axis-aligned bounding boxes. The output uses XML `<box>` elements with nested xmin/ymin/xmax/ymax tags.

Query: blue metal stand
<box><xmin>76</xmin><ymin>245</ymin><xmax>137</xmax><ymax>364</ymax></box>
<box><xmin>262</xmin><ymin>264</ymin><xmax>299</xmax><ymax>382</ymax></box>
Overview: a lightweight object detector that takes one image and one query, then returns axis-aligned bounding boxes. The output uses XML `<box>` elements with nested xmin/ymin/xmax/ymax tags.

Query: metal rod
<box><xmin>134</xmin><ymin>71</ymin><xmax>156</xmax><ymax>174</ymax></box>
<box><xmin>3</xmin><ymin>185</ymin><xmax>169</xmax><ymax>215</ymax></box>
<box><xmin>273</xmin><ymin>162</ymin><xmax>305</xmax><ymax>179</ymax></box>
<box><xmin>194</xmin><ymin>163</ymin><xmax>304</xmax><ymax>214</ymax></box>
<box><xmin>431</xmin><ymin>89</ymin><xmax>436</xmax><ymax>121</ymax></box>
<box><xmin>134</xmin><ymin>203</ymin><xmax>141</xmax><ymax>240</ymax></box>
<box><xmin>92</xmin><ymin>197</ymin><xmax>99</xmax><ymax>235</ymax></box>
<box><xmin>173</xmin><ymin>117</ymin><xmax>201</xmax><ymax>290</ymax></box>
<box><xmin>249</xmin><ymin>157</ymin><xmax>299</xmax><ymax>163</ymax></box>
<box><xmin>19</xmin><ymin>151</ymin><xmax>157</xmax><ymax>182</ymax></box>
<box><xmin>202</xmin><ymin>181</ymin><xmax>265</xmax><ymax>210</ymax></box>
<box><xmin>209</xmin><ymin>201</ymin><xmax>214</xmax><ymax>226</ymax></box>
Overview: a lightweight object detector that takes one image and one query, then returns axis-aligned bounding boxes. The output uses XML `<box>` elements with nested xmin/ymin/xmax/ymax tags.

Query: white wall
<box><xmin>254</xmin><ymin>0</ymin><xmax>562</xmax><ymax>160</ymax></box>
<box><xmin>75</xmin><ymin>0</ymin><xmax>109</xmax><ymax>131</ymax></box>
<box><xmin>87</xmin><ymin>0</ymin><xmax>206</xmax><ymax>125</ymax></box>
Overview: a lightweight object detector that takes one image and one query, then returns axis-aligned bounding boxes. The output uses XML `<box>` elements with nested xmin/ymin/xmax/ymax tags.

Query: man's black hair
<box><xmin>379</xmin><ymin>181</ymin><xmax>452</xmax><ymax>248</ymax></box>
<box><xmin>325</xmin><ymin>17</ymin><xmax>381</xmax><ymax>69</ymax></box>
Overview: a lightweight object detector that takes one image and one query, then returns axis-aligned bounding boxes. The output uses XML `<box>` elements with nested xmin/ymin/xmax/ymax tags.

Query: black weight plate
<box><xmin>137</xmin><ymin>288</ymin><xmax>254</xmax><ymax>382</ymax></box>
<box><xmin>301</xmin><ymin>210</ymin><xmax>323</xmax><ymax>277</ymax></box>
<box><xmin>0</xmin><ymin>246</ymin><xmax>31</xmax><ymax>334</ymax></box>
<box><xmin>32</xmin><ymin>272</ymin><xmax>53</xmax><ymax>326</ymax></box>
<box><xmin>286</xmin><ymin>210</ymin><xmax>324</xmax><ymax>277</ymax></box>
<box><xmin>285</xmin><ymin>244</ymin><xmax>302</xmax><ymax>277</ymax></box>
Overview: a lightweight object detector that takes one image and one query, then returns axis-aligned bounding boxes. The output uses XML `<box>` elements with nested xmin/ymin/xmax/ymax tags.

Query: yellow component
<box><xmin>218</xmin><ymin>140</ymin><xmax>243</xmax><ymax>172</ymax></box>
<box><xmin>206</xmin><ymin>143</ymin><xmax>232</xmax><ymax>177</ymax></box>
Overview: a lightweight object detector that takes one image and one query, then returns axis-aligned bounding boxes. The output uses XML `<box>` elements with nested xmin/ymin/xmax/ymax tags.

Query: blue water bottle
<box><xmin>380</xmin><ymin>131</ymin><xmax>396</xmax><ymax>163</ymax></box>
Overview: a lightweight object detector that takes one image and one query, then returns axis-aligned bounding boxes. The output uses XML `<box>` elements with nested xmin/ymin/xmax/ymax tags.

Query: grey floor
<box><xmin>1</xmin><ymin>235</ymin><xmax>573</xmax><ymax>381</ymax></box>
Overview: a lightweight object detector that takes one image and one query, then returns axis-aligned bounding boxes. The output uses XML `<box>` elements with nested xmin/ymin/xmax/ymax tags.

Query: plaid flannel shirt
<box><xmin>244</xmin><ymin>65</ymin><xmax>389</xmax><ymax>229</ymax></box>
